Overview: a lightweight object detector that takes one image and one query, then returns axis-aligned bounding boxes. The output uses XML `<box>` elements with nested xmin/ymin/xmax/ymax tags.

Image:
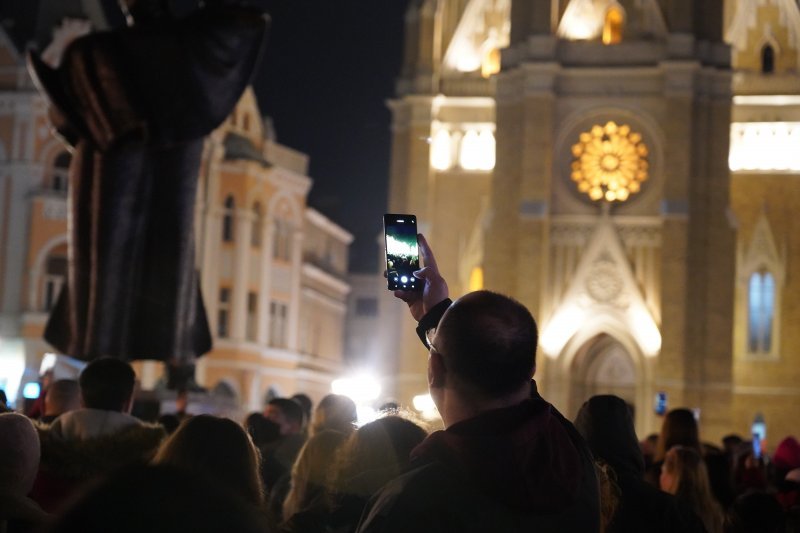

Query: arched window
<box><xmin>242</xmin><ymin>113</ymin><xmax>251</xmax><ymax>132</ymax></box>
<box><xmin>602</xmin><ymin>5</ymin><xmax>624</xmax><ymax>45</ymax></box>
<box><xmin>273</xmin><ymin>219</ymin><xmax>292</xmax><ymax>261</ymax></box>
<box><xmin>222</xmin><ymin>196</ymin><xmax>235</xmax><ymax>242</ymax></box>
<box><xmin>51</xmin><ymin>151</ymin><xmax>71</xmax><ymax>192</ymax></box>
<box><xmin>748</xmin><ymin>270</ymin><xmax>775</xmax><ymax>353</ymax></box>
<box><xmin>761</xmin><ymin>45</ymin><xmax>775</xmax><ymax>74</ymax></box>
<box><xmin>251</xmin><ymin>203</ymin><xmax>262</xmax><ymax>247</ymax></box>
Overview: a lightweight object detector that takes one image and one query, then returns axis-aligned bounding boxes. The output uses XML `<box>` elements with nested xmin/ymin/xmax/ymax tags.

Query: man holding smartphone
<box><xmin>357</xmin><ymin>235</ymin><xmax>600</xmax><ymax>533</ymax></box>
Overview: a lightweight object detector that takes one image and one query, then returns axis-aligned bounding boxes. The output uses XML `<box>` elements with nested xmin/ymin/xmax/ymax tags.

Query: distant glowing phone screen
<box><xmin>384</xmin><ymin>214</ymin><xmax>420</xmax><ymax>291</ymax></box>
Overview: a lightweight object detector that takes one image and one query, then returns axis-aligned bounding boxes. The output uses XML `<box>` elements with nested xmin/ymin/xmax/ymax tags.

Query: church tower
<box><xmin>388</xmin><ymin>0</ymin><xmax>738</xmax><ymax>438</ymax></box>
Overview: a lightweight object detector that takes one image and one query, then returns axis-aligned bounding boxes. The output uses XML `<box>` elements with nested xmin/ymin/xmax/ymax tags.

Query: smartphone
<box><xmin>383</xmin><ymin>214</ymin><xmax>421</xmax><ymax>291</ymax></box>
<box><xmin>654</xmin><ymin>392</ymin><xmax>667</xmax><ymax>416</ymax></box>
<box><xmin>752</xmin><ymin>432</ymin><xmax>762</xmax><ymax>460</ymax></box>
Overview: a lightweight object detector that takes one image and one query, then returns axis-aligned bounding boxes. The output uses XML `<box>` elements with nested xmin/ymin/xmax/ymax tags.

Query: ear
<box><xmin>428</xmin><ymin>351</ymin><xmax>446</xmax><ymax>389</ymax></box>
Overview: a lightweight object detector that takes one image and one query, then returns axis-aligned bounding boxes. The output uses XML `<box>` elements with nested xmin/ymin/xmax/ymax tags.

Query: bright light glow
<box><xmin>430</xmin><ymin>129</ymin><xmax>453</xmax><ymax>171</ymax></box>
<box><xmin>729</xmin><ymin>122</ymin><xmax>800</xmax><ymax>172</ymax></box>
<box><xmin>412</xmin><ymin>393</ymin><xmax>440</xmax><ymax>421</ymax></box>
<box><xmin>331</xmin><ymin>375</ymin><xmax>382</xmax><ymax>404</ymax></box>
<box><xmin>459</xmin><ymin>129</ymin><xmax>495</xmax><ymax>171</ymax></box>
<box><xmin>356</xmin><ymin>405</ymin><xmax>379</xmax><ymax>427</ymax></box>
<box><xmin>627</xmin><ymin>307</ymin><xmax>661</xmax><ymax>357</ymax></box>
<box><xmin>468</xmin><ymin>266</ymin><xmax>484</xmax><ymax>292</ymax></box>
<box><xmin>540</xmin><ymin>304</ymin><xmax>586</xmax><ymax>358</ymax></box>
<box><xmin>401</xmin><ymin>276</ymin><xmax>408</xmax><ymax>283</ymax></box>
<box><xmin>0</xmin><ymin>338</ymin><xmax>26</xmax><ymax>407</ymax></box>
<box><xmin>558</xmin><ymin>0</ymin><xmax>605</xmax><ymax>40</ymax></box>
<box><xmin>456</xmin><ymin>54</ymin><xmax>481</xmax><ymax>73</ymax></box>
<box><xmin>22</xmin><ymin>382</ymin><xmax>41</xmax><ymax>399</ymax></box>
<box><xmin>40</xmin><ymin>353</ymin><xmax>57</xmax><ymax>375</ymax></box>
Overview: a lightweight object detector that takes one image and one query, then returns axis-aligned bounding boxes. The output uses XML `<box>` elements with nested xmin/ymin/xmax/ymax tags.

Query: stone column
<box><xmin>231</xmin><ymin>209</ymin><xmax>253</xmax><ymax>341</ymax></box>
<box><xmin>257</xmin><ymin>218</ymin><xmax>276</xmax><ymax>345</ymax></box>
<box><xmin>287</xmin><ymin>228</ymin><xmax>304</xmax><ymax>351</ymax></box>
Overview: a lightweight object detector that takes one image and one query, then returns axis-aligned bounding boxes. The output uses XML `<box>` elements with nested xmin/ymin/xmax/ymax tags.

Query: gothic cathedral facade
<box><xmin>387</xmin><ymin>0</ymin><xmax>800</xmax><ymax>442</ymax></box>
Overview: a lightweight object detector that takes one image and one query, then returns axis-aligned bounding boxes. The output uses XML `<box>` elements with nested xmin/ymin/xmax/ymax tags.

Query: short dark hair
<box><xmin>79</xmin><ymin>357</ymin><xmax>136</xmax><ymax>411</ymax></box>
<box><xmin>267</xmin><ymin>398</ymin><xmax>304</xmax><ymax>427</ymax></box>
<box><xmin>436</xmin><ymin>291</ymin><xmax>537</xmax><ymax>396</ymax></box>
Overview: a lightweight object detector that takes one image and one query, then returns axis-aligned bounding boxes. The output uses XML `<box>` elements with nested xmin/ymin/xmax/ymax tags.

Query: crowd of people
<box><xmin>1</xmin><ymin>234</ymin><xmax>799</xmax><ymax>532</ymax></box>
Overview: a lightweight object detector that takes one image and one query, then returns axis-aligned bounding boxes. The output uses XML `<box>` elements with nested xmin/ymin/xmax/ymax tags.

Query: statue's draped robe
<box><xmin>30</xmin><ymin>5</ymin><xmax>267</xmax><ymax>362</ymax></box>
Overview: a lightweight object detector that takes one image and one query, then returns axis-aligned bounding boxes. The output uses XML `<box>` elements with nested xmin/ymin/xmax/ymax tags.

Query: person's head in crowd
<box><xmin>726</xmin><ymin>489</ymin><xmax>786</xmax><ymax>533</ymax></box>
<box><xmin>773</xmin><ymin>436</ymin><xmax>800</xmax><ymax>479</ymax></box>
<box><xmin>723</xmin><ymin>434</ymin><xmax>744</xmax><ymax>457</ymax></box>
<box><xmin>655</xmin><ymin>408</ymin><xmax>701</xmax><ymax>462</ymax></box>
<box><xmin>48</xmin><ymin>464</ymin><xmax>268</xmax><ymax>533</ymax></box>
<box><xmin>0</xmin><ymin>413</ymin><xmax>40</xmax><ymax>497</ymax></box>
<box><xmin>265</xmin><ymin>398</ymin><xmax>304</xmax><ymax>436</ymax></box>
<box><xmin>310</xmin><ymin>394</ymin><xmax>357</xmax><ymax>437</ymax></box>
<box><xmin>0</xmin><ymin>389</ymin><xmax>7</xmax><ymax>406</ymax></box>
<box><xmin>153</xmin><ymin>414</ymin><xmax>264</xmax><ymax>507</ymax></box>
<box><xmin>330</xmin><ymin>415</ymin><xmax>427</xmax><ymax>499</ymax></box>
<box><xmin>0</xmin><ymin>413</ymin><xmax>49</xmax><ymax>529</ymax></box>
<box><xmin>290</xmin><ymin>393</ymin><xmax>313</xmax><ymax>429</ymax></box>
<box><xmin>79</xmin><ymin>357</ymin><xmax>136</xmax><ymax>412</ymax></box>
<box><xmin>660</xmin><ymin>445</ymin><xmax>723</xmax><ymax>533</ymax></box>
<box><xmin>378</xmin><ymin>401</ymin><xmax>399</xmax><ymax>414</ymax></box>
<box><xmin>43</xmin><ymin>379</ymin><xmax>80</xmax><ymax>422</ymax></box>
<box><xmin>282</xmin><ymin>429</ymin><xmax>348</xmax><ymax>521</ymax></box>
<box><xmin>245</xmin><ymin>412</ymin><xmax>281</xmax><ymax>449</ymax></box>
<box><xmin>574</xmin><ymin>395</ymin><xmax>644</xmax><ymax>476</ymax></box>
<box><xmin>430</xmin><ymin>290</ymin><xmax>536</xmax><ymax>425</ymax></box>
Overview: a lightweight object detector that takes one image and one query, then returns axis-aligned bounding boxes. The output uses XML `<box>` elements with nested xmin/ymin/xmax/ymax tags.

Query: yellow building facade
<box><xmin>0</xmin><ymin>25</ymin><xmax>352</xmax><ymax>412</ymax></box>
<box><xmin>385</xmin><ymin>0</ymin><xmax>800</xmax><ymax>445</ymax></box>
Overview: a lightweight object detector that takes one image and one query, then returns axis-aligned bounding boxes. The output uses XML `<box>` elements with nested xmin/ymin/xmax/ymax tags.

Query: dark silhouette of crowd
<box><xmin>1</xmin><ymin>234</ymin><xmax>799</xmax><ymax>532</ymax></box>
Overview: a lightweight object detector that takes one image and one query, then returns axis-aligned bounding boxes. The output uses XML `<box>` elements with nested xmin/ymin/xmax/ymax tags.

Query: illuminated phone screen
<box><xmin>384</xmin><ymin>214</ymin><xmax>420</xmax><ymax>291</ymax></box>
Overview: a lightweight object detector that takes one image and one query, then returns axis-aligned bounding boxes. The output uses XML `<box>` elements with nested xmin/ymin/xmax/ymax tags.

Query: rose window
<box><xmin>570</xmin><ymin>121</ymin><xmax>649</xmax><ymax>202</ymax></box>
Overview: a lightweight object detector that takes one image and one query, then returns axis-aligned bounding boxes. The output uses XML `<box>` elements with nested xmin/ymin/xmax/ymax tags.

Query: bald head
<box><xmin>435</xmin><ymin>291</ymin><xmax>537</xmax><ymax>396</ymax></box>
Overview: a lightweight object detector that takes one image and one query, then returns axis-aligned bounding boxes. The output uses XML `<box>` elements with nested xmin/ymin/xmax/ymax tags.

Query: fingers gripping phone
<box><xmin>383</xmin><ymin>214</ymin><xmax>421</xmax><ymax>291</ymax></box>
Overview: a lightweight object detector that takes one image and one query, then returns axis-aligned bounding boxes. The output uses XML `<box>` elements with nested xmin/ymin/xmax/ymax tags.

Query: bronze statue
<box><xmin>28</xmin><ymin>0</ymin><xmax>268</xmax><ymax>367</ymax></box>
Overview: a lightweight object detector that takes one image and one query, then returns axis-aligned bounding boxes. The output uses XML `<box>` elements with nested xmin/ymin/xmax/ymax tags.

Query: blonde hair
<box><xmin>154</xmin><ymin>415</ymin><xmax>264</xmax><ymax>507</ymax></box>
<box><xmin>329</xmin><ymin>415</ymin><xmax>427</xmax><ymax>499</ymax></box>
<box><xmin>662</xmin><ymin>446</ymin><xmax>723</xmax><ymax>533</ymax></box>
<box><xmin>282</xmin><ymin>429</ymin><xmax>348</xmax><ymax>521</ymax></box>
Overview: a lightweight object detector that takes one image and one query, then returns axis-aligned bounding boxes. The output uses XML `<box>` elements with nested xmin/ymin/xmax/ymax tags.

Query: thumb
<box><xmin>413</xmin><ymin>266</ymin><xmax>432</xmax><ymax>280</ymax></box>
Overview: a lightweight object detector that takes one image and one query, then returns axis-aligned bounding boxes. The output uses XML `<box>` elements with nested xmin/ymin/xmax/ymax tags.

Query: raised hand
<box><xmin>394</xmin><ymin>233</ymin><xmax>449</xmax><ymax>322</ymax></box>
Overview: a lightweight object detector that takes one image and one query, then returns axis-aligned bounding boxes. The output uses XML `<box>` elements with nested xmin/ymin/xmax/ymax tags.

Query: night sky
<box><xmin>0</xmin><ymin>0</ymin><xmax>411</xmax><ymax>272</ymax></box>
<box><xmin>255</xmin><ymin>1</ymin><xmax>410</xmax><ymax>272</ymax></box>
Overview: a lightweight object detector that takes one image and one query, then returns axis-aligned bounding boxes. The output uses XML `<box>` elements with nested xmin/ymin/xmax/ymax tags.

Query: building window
<box><xmin>222</xmin><ymin>196</ymin><xmax>235</xmax><ymax>242</ymax></box>
<box><xmin>355</xmin><ymin>298</ymin><xmax>378</xmax><ymax>317</ymax></box>
<box><xmin>252</xmin><ymin>203</ymin><xmax>262</xmax><ymax>247</ymax></box>
<box><xmin>273</xmin><ymin>220</ymin><xmax>292</xmax><ymax>261</ymax></box>
<box><xmin>602</xmin><ymin>4</ymin><xmax>625</xmax><ymax>45</ymax></box>
<box><xmin>218</xmin><ymin>288</ymin><xmax>231</xmax><ymax>338</ymax></box>
<box><xmin>748</xmin><ymin>271</ymin><xmax>775</xmax><ymax>353</ymax></box>
<box><xmin>246</xmin><ymin>292</ymin><xmax>258</xmax><ymax>341</ymax></box>
<box><xmin>269</xmin><ymin>301</ymin><xmax>288</xmax><ymax>348</ymax></box>
<box><xmin>42</xmin><ymin>256</ymin><xmax>67</xmax><ymax>311</ymax></box>
<box><xmin>50</xmin><ymin>151</ymin><xmax>71</xmax><ymax>192</ymax></box>
<box><xmin>762</xmin><ymin>45</ymin><xmax>775</xmax><ymax>74</ymax></box>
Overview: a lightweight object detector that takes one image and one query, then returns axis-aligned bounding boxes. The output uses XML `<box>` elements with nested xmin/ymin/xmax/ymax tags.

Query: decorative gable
<box><xmin>540</xmin><ymin>215</ymin><xmax>661</xmax><ymax>358</ymax></box>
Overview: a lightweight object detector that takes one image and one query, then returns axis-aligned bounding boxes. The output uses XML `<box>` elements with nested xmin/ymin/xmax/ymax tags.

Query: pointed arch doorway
<box><xmin>569</xmin><ymin>333</ymin><xmax>638</xmax><ymax>418</ymax></box>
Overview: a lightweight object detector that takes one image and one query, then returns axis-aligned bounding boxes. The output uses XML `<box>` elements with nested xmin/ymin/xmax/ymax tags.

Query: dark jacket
<box><xmin>30</xmin><ymin>416</ymin><xmax>165</xmax><ymax>513</ymax></box>
<box><xmin>357</xmin><ymin>394</ymin><xmax>600</xmax><ymax>533</ymax></box>
<box><xmin>574</xmin><ymin>395</ymin><xmax>707</xmax><ymax>533</ymax></box>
